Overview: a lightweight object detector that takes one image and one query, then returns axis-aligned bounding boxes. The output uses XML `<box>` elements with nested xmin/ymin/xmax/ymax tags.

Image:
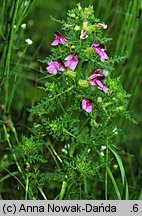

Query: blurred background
<box><xmin>0</xmin><ymin>0</ymin><xmax>142</xmax><ymax>199</ymax></box>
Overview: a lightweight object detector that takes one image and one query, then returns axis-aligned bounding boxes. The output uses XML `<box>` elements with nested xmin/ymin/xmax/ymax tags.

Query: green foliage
<box><xmin>24</xmin><ymin>4</ymin><xmax>130</xmax><ymax>199</ymax></box>
<box><xmin>16</xmin><ymin>136</ymin><xmax>47</xmax><ymax>165</ymax></box>
<box><xmin>0</xmin><ymin>0</ymin><xmax>141</xmax><ymax>200</ymax></box>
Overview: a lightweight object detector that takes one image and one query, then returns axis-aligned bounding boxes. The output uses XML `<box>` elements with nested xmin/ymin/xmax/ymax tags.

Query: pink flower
<box><xmin>51</xmin><ymin>31</ymin><xmax>68</xmax><ymax>46</ymax></box>
<box><xmin>97</xmin><ymin>22</ymin><xmax>107</xmax><ymax>29</ymax></box>
<box><xmin>46</xmin><ymin>59</ymin><xmax>65</xmax><ymax>74</ymax></box>
<box><xmin>91</xmin><ymin>41</ymin><xmax>108</xmax><ymax>62</ymax></box>
<box><xmin>64</xmin><ymin>53</ymin><xmax>79</xmax><ymax>71</ymax></box>
<box><xmin>82</xmin><ymin>98</ymin><xmax>94</xmax><ymax>113</ymax></box>
<box><xmin>88</xmin><ymin>68</ymin><xmax>108</xmax><ymax>93</ymax></box>
<box><xmin>80</xmin><ymin>30</ymin><xmax>88</xmax><ymax>39</ymax></box>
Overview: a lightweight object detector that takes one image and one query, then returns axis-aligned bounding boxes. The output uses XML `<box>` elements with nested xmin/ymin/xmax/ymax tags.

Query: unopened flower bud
<box><xmin>103</xmin><ymin>70</ymin><xmax>109</xmax><ymax>77</ymax></box>
<box><xmin>84</xmin><ymin>47</ymin><xmax>93</xmax><ymax>55</ymax></box>
<box><xmin>83</xmin><ymin>21</ymin><xmax>88</xmax><ymax>29</ymax></box>
<box><xmin>64</xmin><ymin>70</ymin><xmax>76</xmax><ymax>78</ymax></box>
<box><xmin>78</xmin><ymin>80</ymin><xmax>89</xmax><ymax>87</ymax></box>
<box><xmin>68</xmin><ymin>13</ymin><xmax>76</xmax><ymax>18</ymax></box>
<box><xmin>74</xmin><ymin>25</ymin><xmax>80</xmax><ymax>31</ymax></box>
<box><xmin>63</xmin><ymin>24</ymin><xmax>72</xmax><ymax>29</ymax></box>
<box><xmin>84</xmin><ymin>6</ymin><xmax>94</xmax><ymax>16</ymax></box>
<box><xmin>97</xmin><ymin>97</ymin><xmax>102</xmax><ymax>103</ymax></box>
<box><xmin>91</xmin><ymin>119</ymin><xmax>98</xmax><ymax>128</ymax></box>
<box><xmin>77</xmin><ymin>3</ymin><xmax>82</xmax><ymax>11</ymax></box>
<box><xmin>116</xmin><ymin>106</ymin><xmax>124</xmax><ymax>111</ymax></box>
<box><xmin>85</xmin><ymin>25</ymin><xmax>96</xmax><ymax>32</ymax></box>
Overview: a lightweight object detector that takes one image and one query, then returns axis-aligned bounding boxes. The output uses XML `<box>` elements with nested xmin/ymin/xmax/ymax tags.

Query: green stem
<box><xmin>38</xmin><ymin>187</ymin><xmax>48</xmax><ymax>200</ymax></box>
<box><xmin>107</xmin><ymin>167</ymin><xmax>121</xmax><ymax>200</ymax></box>
<box><xmin>3</xmin><ymin>121</ymin><xmax>37</xmax><ymax>199</ymax></box>
<box><xmin>4</xmin><ymin>0</ymin><xmax>21</xmax><ymax>111</ymax></box>
<box><xmin>25</xmin><ymin>175</ymin><xmax>29</xmax><ymax>200</ymax></box>
<box><xmin>63</xmin><ymin>128</ymin><xmax>77</xmax><ymax>139</ymax></box>
<box><xmin>1</xmin><ymin>167</ymin><xmax>25</xmax><ymax>189</ymax></box>
<box><xmin>50</xmin><ymin>143</ymin><xmax>63</xmax><ymax>164</ymax></box>
<box><xmin>80</xmin><ymin>117</ymin><xmax>90</xmax><ymax>132</ymax></box>
<box><xmin>49</xmin><ymin>85</ymin><xmax>75</xmax><ymax>101</ymax></box>
<box><xmin>58</xmin><ymin>99</ymin><xmax>65</xmax><ymax>113</ymax></box>
<box><xmin>59</xmin><ymin>181</ymin><xmax>67</xmax><ymax>200</ymax></box>
<box><xmin>84</xmin><ymin>175</ymin><xmax>88</xmax><ymax>196</ymax></box>
<box><xmin>8</xmin><ymin>46</ymin><xmax>28</xmax><ymax>112</ymax></box>
<box><xmin>46</xmin><ymin>139</ymin><xmax>62</xmax><ymax>164</ymax></box>
<box><xmin>0</xmin><ymin>171</ymin><xmax>18</xmax><ymax>183</ymax></box>
<box><xmin>8</xmin><ymin>121</ymin><xmax>20</xmax><ymax>145</ymax></box>
<box><xmin>3</xmin><ymin>125</ymin><xmax>23</xmax><ymax>174</ymax></box>
<box><xmin>45</xmin><ymin>144</ymin><xmax>60</xmax><ymax>168</ymax></box>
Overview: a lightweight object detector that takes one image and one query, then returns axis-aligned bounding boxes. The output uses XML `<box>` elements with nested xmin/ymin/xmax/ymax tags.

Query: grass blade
<box><xmin>109</xmin><ymin>146</ymin><xmax>129</xmax><ymax>200</ymax></box>
<box><xmin>107</xmin><ymin>167</ymin><xmax>121</xmax><ymax>200</ymax></box>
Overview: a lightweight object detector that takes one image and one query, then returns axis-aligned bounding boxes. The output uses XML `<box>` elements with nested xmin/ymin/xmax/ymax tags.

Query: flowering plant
<box><xmin>18</xmin><ymin>4</ymin><xmax>129</xmax><ymax>199</ymax></box>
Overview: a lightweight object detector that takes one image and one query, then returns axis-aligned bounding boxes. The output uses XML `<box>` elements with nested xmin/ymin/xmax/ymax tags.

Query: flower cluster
<box><xmin>46</xmin><ymin>19</ymin><xmax>109</xmax><ymax>113</ymax></box>
<box><xmin>46</xmin><ymin>32</ymin><xmax>79</xmax><ymax>73</ymax></box>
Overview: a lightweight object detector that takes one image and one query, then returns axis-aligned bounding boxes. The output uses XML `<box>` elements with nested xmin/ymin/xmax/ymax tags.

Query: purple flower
<box><xmin>91</xmin><ymin>41</ymin><xmax>108</xmax><ymax>62</ymax></box>
<box><xmin>51</xmin><ymin>31</ymin><xmax>68</xmax><ymax>46</ymax></box>
<box><xmin>88</xmin><ymin>69</ymin><xmax>108</xmax><ymax>93</ymax></box>
<box><xmin>82</xmin><ymin>98</ymin><xmax>94</xmax><ymax>113</ymax></box>
<box><xmin>97</xmin><ymin>22</ymin><xmax>107</xmax><ymax>29</ymax></box>
<box><xmin>46</xmin><ymin>59</ymin><xmax>65</xmax><ymax>74</ymax></box>
<box><xmin>64</xmin><ymin>53</ymin><xmax>79</xmax><ymax>71</ymax></box>
<box><xmin>80</xmin><ymin>30</ymin><xmax>88</xmax><ymax>39</ymax></box>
